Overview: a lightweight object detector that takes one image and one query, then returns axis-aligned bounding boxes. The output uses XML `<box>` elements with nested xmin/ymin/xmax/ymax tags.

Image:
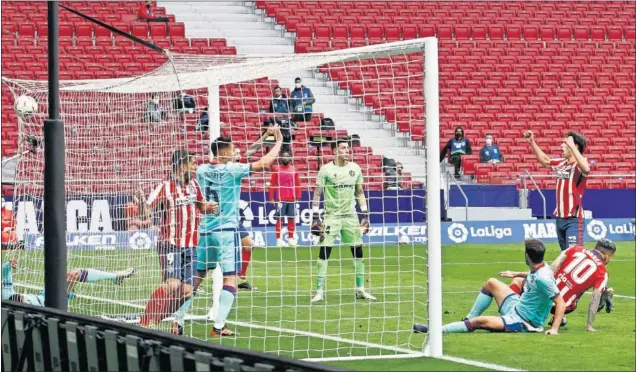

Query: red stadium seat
<box><xmin>169</xmin><ymin>23</ymin><xmax>185</xmax><ymax>38</ymax></box>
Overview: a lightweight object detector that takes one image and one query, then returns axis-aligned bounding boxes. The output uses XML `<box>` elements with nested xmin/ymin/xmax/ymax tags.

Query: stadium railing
<box><xmin>1</xmin><ymin>301</ymin><xmax>346</xmax><ymax>372</ymax></box>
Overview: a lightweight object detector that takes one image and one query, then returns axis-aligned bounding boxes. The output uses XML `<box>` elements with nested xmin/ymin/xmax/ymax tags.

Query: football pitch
<box><xmin>4</xmin><ymin>241</ymin><xmax>634</xmax><ymax>371</ymax></box>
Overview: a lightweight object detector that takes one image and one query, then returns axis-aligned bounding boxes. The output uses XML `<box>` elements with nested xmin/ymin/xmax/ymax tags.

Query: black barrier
<box><xmin>1</xmin><ymin>301</ymin><xmax>346</xmax><ymax>372</ymax></box>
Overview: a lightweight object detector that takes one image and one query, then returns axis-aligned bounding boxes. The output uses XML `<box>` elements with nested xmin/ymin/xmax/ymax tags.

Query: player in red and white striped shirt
<box><xmin>501</xmin><ymin>239</ymin><xmax>616</xmax><ymax>331</ymax></box>
<box><xmin>525</xmin><ymin>130</ymin><xmax>590</xmax><ymax>251</ymax></box>
<box><xmin>140</xmin><ymin>150</ymin><xmax>218</xmax><ymax>334</ymax></box>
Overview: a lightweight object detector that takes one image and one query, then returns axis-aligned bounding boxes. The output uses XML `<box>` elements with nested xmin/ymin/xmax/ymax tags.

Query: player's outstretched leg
<box><xmin>312</xmin><ymin>246</ymin><xmax>331</xmax><ymax>303</ymax></box>
<box><xmin>414</xmin><ymin>316</ymin><xmax>506</xmax><ymax>334</ymax></box>
<box><xmin>464</xmin><ymin>278</ymin><xmax>515</xmax><ymax>320</ymax></box>
<box><xmin>351</xmin><ymin>246</ymin><xmax>375</xmax><ymax>301</ymax></box>
<box><xmin>66</xmin><ymin>267</ymin><xmax>135</xmax><ymax>296</ymax></box>
<box><xmin>238</xmin><ymin>234</ymin><xmax>254</xmax><ymax>291</ymax></box>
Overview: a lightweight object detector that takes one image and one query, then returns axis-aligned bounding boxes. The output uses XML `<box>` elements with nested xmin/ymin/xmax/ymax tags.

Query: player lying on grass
<box><xmin>310</xmin><ymin>137</ymin><xmax>375</xmax><ymax>303</ymax></box>
<box><xmin>2</xmin><ymin>258</ymin><xmax>134</xmax><ymax>305</ymax></box>
<box><xmin>414</xmin><ymin>239</ymin><xmax>566</xmax><ymax>334</ymax></box>
<box><xmin>499</xmin><ymin>238</ymin><xmax>616</xmax><ymax>331</ymax></box>
<box><xmin>194</xmin><ymin>126</ymin><xmax>283</xmax><ymax>337</ymax></box>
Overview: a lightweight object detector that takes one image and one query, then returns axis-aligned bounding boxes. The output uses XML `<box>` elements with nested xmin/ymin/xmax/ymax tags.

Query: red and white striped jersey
<box><xmin>146</xmin><ymin>177</ymin><xmax>203</xmax><ymax>248</ymax></box>
<box><xmin>555</xmin><ymin>246</ymin><xmax>608</xmax><ymax>308</ymax></box>
<box><xmin>549</xmin><ymin>158</ymin><xmax>588</xmax><ymax>218</ymax></box>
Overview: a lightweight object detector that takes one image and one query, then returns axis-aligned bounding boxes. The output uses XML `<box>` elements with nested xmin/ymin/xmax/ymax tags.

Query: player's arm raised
<box><xmin>251</xmin><ymin>126</ymin><xmax>283</xmax><ymax>172</ymax></box>
<box><xmin>564</xmin><ymin>136</ymin><xmax>590</xmax><ymax>174</ymax></box>
<box><xmin>524</xmin><ymin>130</ymin><xmax>551</xmax><ymax>167</ymax></box>
<box><xmin>245</xmin><ymin>127</ymin><xmax>273</xmax><ymax>158</ymax></box>
<box><xmin>586</xmin><ymin>287</ymin><xmax>603</xmax><ymax>332</ymax></box>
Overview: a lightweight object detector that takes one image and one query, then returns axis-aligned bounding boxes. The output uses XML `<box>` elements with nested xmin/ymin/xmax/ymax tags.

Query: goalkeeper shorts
<box><xmin>321</xmin><ymin>214</ymin><xmax>363</xmax><ymax>247</ymax></box>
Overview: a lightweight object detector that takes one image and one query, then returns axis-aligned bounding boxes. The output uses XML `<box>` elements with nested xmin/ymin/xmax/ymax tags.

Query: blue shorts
<box><xmin>556</xmin><ymin>217</ymin><xmax>580</xmax><ymax>251</ymax></box>
<box><xmin>196</xmin><ymin>231</ymin><xmax>241</xmax><ymax>275</ymax></box>
<box><xmin>501</xmin><ymin>310</ymin><xmax>544</xmax><ymax>333</ymax></box>
<box><xmin>498</xmin><ymin>293</ymin><xmax>520</xmax><ymax>316</ymax></box>
<box><xmin>238</xmin><ymin>224</ymin><xmax>250</xmax><ymax>240</ymax></box>
<box><xmin>157</xmin><ymin>243</ymin><xmax>196</xmax><ymax>286</ymax></box>
<box><xmin>274</xmin><ymin>201</ymin><xmax>296</xmax><ymax>220</ymax></box>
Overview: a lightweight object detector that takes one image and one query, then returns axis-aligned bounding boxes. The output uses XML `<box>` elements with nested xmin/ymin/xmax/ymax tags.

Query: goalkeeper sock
<box><xmin>466</xmin><ymin>289</ymin><xmax>493</xmax><ymax>319</ymax></box>
<box><xmin>79</xmin><ymin>269</ymin><xmax>117</xmax><ymax>283</ymax></box>
<box><xmin>214</xmin><ymin>286</ymin><xmax>236</xmax><ymax>330</ymax></box>
<box><xmin>239</xmin><ymin>249</ymin><xmax>251</xmax><ymax>280</ymax></box>
<box><xmin>443</xmin><ymin>320</ymin><xmax>473</xmax><ymax>333</ymax></box>
<box><xmin>316</xmin><ymin>259</ymin><xmax>328</xmax><ymax>291</ymax></box>
<box><xmin>353</xmin><ymin>259</ymin><xmax>365</xmax><ymax>289</ymax></box>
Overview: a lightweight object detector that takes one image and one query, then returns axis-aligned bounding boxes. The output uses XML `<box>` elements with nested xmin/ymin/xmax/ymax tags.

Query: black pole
<box><xmin>44</xmin><ymin>1</ymin><xmax>67</xmax><ymax>310</ymax></box>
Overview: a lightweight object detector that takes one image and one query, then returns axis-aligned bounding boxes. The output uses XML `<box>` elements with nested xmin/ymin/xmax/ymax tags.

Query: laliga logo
<box><xmin>448</xmin><ymin>223</ymin><xmax>468</xmax><ymax>243</ymax></box>
<box><xmin>129</xmin><ymin>231</ymin><xmax>152</xmax><ymax>250</ymax></box>
<box><xmin>587</xmin><ymin>220</ymin><xmax>608</xmax><ymax>240</ymax></box>
<box><xmin>240</xmin><ymin>200</ymin><xmax>254</xmax><ymax>227</ymax></box>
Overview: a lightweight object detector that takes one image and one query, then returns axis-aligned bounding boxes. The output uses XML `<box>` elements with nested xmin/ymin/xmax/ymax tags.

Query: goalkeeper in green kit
<box><xmin>310</xmin><ymin>137</ymin><xmax>376</xmax><ymax>303</ymax></box>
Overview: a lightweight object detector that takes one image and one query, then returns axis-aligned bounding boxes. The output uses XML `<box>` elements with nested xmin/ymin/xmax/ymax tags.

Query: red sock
<box><xmin>287</xmin><ymin>219</ymin><xmax>296</xmax><ymax>238</ymax></box>
<box><xmin>275</xmin><ymin>220</ymin><xmax>282</xmax><ymax>239</ymax></box>
<box><xmin>239</xmin><ymin>248</ymin><xmax>252</xmax><ymax>280</ymax></box>
<box><xmin>509</xmin><ymin>284</ymin><xmax>522</xmax><ymax>295</ymax></box>
<box><xmin>140</xmin><ymin>287</ymin><xmax>169</xmax><ymax>326</ymax></box>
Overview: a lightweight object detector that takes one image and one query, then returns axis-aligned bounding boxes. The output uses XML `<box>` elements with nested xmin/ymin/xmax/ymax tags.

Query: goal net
<box><xmin>2</xmin><ymin>37</ymin><xmax>441</xmax><ymax>361</ymax></box>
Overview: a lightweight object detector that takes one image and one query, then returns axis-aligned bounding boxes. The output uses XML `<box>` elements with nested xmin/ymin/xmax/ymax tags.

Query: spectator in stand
<box><xmin>173</xmin><ymin>91</ymin><xmax>196</xmax><ymax>114</ymax></box>
<box><xmin>138</xmin><ymin>1</ymin><xmax>169</xmax><ymax>22</ymax></box>
<box><xmin>479</xmin><ymin>133</ymin><xmax>504</xmax><ymax>163</ymax></box>
<box><xmin>145</xmin><ymin>94</ymin><xmax>167</xmax><ymax>123</ymax></box>
<box><xmin>396</xmin><ymin>162</ymin><xmax>405</xmax><ymax>187</ymax></box>
<box><xmin>440</xmin><ymin>126</ymin><xmax>472</xmax><ymax>178</ymax></box>
<box><xmin>126</xmin><ymin>187</ymin><xmax>153</xmax><ymax>231</ymax></box>
<box><xmin>269</xmin><ymin>150</ymin><xmax>302</xmax><ymax>247</ymax></box>
<box><xmin>269</xmin><ymin>86</ymin><xmax>290</xmax><ymax>114</ymax></box>
<box><xmin>197</xmin><ymin>106</ymin><xmax>209</xmax><ymax>132</ymax></box>
<box><xmin>290</xmin><ymin>77</ymin><xmax>315</xmax><ymax>122</ymax></box>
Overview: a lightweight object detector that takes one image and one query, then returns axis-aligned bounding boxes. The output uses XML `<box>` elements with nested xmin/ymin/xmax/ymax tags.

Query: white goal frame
<box><xmin>3</xmin><ymin>37</ymin><xmax>442</xmax><ymax>360</ymax></box>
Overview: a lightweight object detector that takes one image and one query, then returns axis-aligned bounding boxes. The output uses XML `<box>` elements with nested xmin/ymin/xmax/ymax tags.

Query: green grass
<box><xmin>4</xmin><ymin>241</ymin><xmax>634</xmax><ymax>371</ymax></box>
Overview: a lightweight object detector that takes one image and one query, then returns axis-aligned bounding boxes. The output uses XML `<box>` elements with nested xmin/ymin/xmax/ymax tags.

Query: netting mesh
<box><xmin>3</xmin><ymin>38</ymin><xmax>433</xmax><ymax>359</ymax></box>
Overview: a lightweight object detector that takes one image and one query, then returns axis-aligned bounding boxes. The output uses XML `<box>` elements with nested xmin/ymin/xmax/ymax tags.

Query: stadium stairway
<box><xmin>161</xmin><ymin>1</ymin><xmax>428</xmax><ymax>180</ymax></box>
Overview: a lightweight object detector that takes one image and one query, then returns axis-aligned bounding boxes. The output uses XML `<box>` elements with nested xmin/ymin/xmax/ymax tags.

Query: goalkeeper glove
<box><xmin>310</xmin><ymin>213</ymin><xmax>322</xmax><ymax>237</ymax></box>
<box><xmin>359</xmin><ymin>211</ymin><xmax>370</xmax><ymax>235</ymax></box>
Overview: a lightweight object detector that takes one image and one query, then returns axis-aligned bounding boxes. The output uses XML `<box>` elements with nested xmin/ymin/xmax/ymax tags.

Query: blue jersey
<box><xmin>196</xmin><ymin>162</ymin><xmax>251</xmax><ymax>232</ymax></box>
<box><xmin>514</xmin><ymin>263</ymin><xmax>560</xmax><ymax>327</ymax></box>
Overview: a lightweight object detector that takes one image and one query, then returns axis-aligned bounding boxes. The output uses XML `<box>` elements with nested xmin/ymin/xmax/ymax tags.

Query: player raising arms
<box><xmin>195</xmin><ymin>126</ymin><xmax>283</xmax><ymax>337</ymax></box>
<box><xmin>3</xmin><ymin>258</ymin><xmax>134</xmax><ymax>305</ymax></box>
<box><xmin>525</xmin><ymin>130</ymin><xmax>590</xmax><ymax>251</ymax></box>
<box><xmin>139</xmin><ymin>150</ymin><xmax>218</xmax><ymax>335</ymax></box>
<box><xmin>500</xmin><ymin>238</ymin><xmax>616</xmax><ymax>331</ymax></box>
<box><xmin>414</xmin><ymin>239</ymin><xmax>566</xmax><ymax>335</ymax></box>
<box><xmin>310</xmin><ymin>137</ymin><xmax>375</xmax><ymax>303</ymax></box>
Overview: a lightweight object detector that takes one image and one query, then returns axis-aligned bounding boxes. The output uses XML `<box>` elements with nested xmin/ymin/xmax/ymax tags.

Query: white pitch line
<box><xmin>443</xmin><ymin>259</ymin><xmax>634</xmax><ymax>265</ymax></box>
<box><xmin>438</xmin><ymin>355</ymin><xmax>527</xmax><ymax>372</ymax></box>
<box><xmin>303</xmin><ymin>353</ymin><xmax>426</xmax><ymax>362</ymax></box>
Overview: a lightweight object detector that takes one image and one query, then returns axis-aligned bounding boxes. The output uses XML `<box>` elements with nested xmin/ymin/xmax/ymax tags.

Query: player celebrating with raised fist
<box><xmin>310</xmin><ymin>137</ymin><xmax>375</xmax><ymax>303</ymax></box>
<box><xmin>195</xmin><ymin>127</ymin><xmax>283</xmax><ymax>337</ymax></box>
<box><xmin>525</xmin><ymin>130</ymin><xmax>590</xmax><ymax>251</ymax></box>
<box><xmin>500</xmin><ymin>238</ymin><xmax>616</xmax><ymax>331</ymax></box>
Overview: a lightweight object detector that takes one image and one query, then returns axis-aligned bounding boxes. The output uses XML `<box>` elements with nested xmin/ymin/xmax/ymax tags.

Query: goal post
<box><xmin>2</xmin><ymin>37</ymin><xmax>442</xmax><ymax>360</ymax></box>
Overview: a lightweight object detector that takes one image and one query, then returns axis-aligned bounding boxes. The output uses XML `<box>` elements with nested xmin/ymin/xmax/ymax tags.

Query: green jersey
<box><xmin>316</xmin><ymin>161</ymin><xmax>363</xmax><ymax>217</ymax></box>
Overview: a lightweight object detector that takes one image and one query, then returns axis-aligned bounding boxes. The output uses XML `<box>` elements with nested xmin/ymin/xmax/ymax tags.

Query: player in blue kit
<box><xmin>194</xmin><ymin>125</ymin><xmax>283</xmax><ymax>337</ymax></box>
<box><xmin>2</xmin><ymin>258</ymin><xmax>134</xmax><ymax>305</ymax></box>
<box><xmin>413</xmin><ymin>239</ymin><xmax>566</xmax><ymax>335</ymax></box>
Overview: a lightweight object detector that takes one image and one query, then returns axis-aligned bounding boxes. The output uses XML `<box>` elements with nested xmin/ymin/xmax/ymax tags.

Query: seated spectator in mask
<box><xmin>138</xmin><ymin>1</ymin><xmax>169</xmax><ymax>22</ymax></box>
<box><xmin>269</xmin><ymin>86</ymin><xmax>290</xmax><ymax>114</ymax></box>
<box><xmin>145</xmin><ymin>94</ymin><xmax>167</xmax><ymax>123</ymax></box>
<box><xmin>440</xmin><ymin>126</ymin><xmax>472</xmax><ymax>178</ymax></box>
<box><xmin>197</xmin><ymin>106</ymin><xmax>209</xmax><ymax>132</ymax></box>
<box><xmin>479</xmin><ymin>133</ymin><xmax>504</xmax><ymax>163</ymax></box>
<box><xmin>173</xmin><ymin>91</ymin><xmax>196</xmax><ymax>114</ymax></box>
<box><xmin>290</xmin><ymin>77</ymin><xmax>315</xmax><ymax>122</ymax></box>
